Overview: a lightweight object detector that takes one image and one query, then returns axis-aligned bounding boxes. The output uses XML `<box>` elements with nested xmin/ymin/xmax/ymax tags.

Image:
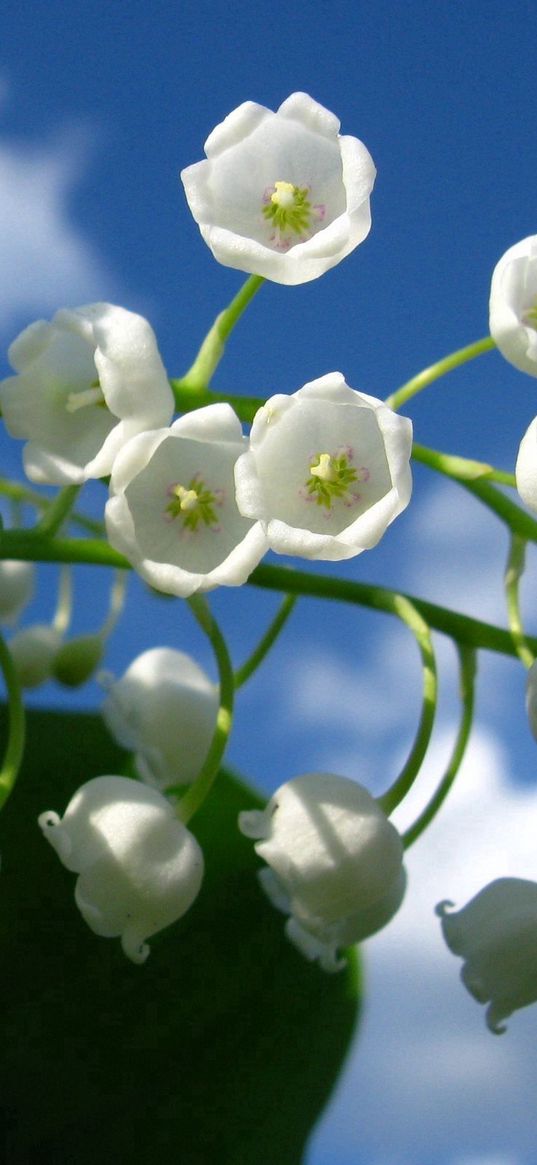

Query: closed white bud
<box><xmin>9</xmin><ymin>623</ymin><xmax>62</xmax><ymax>688</ymax></box>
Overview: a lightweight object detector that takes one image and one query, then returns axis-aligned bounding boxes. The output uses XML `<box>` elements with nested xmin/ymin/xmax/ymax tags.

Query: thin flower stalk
<box><xmin>234</xmin><ymin>594</ymin><xmax>297</xmax><ymax>688</ymax></box>
<box><xmin>385</xmin><ymin>336</ymin><xmax>495</xmax><ymax>413</ymax></box>
<box><xmin>504</xmin><ymin>536</ymin><xmax>534</xmax><ymax>668</ymax></box>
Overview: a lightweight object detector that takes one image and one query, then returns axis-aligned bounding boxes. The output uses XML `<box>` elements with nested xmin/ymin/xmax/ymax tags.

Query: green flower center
<box><xmin>526</xmin><ymin>301</ymin><xmax>537</xmax><ymax>330</ymax></box>
<box><xmin>306</xmin><ymin>451</ymin><xmax>362</xmax><ymax>510</ymax></box>
<box><xmin>166</xmin><ymin>476</ymin><xmax>220</xmax><ymax>532</ymax></box>
<box><xmin>263</xmin><ymin>181</ymin><xmax>315</xmax><ymax>241</ymax></box>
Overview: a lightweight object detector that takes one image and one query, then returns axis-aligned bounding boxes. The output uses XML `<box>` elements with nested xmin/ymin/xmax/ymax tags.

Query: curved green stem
<box><xmin>385</xmin><ymin>336</ymin><xmax>496</xmax><ymax>412</ymax></box>
<box><xmin>234</xmin><ymin>594</ymin><xmax>297</xmax><ymax>689</ymax></box>
<box><xmin>0</xmin><ymin>477</ymin><xmax>104</xmax><ymax>536</ymax></box>
<box><xmin>52</xmin><ymin>564</ymin><xmax>73</xmax><ymax>635</ymax></box>
<box><xmin>172</xmin><ymin>274</ymin><xmax>264</xmax><ymax>402</ymax></box>
<box><xmin>377</xmin><ymin>596</ymin><xmax>437</xmax><ymax>815</ymax></box>
<box><xmin>173</xmin><ymin>595</ymin><xmax>235</xmax><ymax>823</ymax></box>
<box><xmin>413</xmin><ymin>443</ymin><xmax>537</xmax><ymax>542</ymax></box>
<box><xmin>0</xmin><ymin>627</ymin><xmax>25</xmax><ymax>811</ymax></box>
<box><xmin>36</xmin><ymin>485</ymin><xmax>82</xmax><ymax>538</ymax></box>
<box><xmin>412</xmin><ymin>442</ymin><xmax>515</xmax><ymax>488</ymax></box>
<box><xmin>504</xmin><ymin>536</ymin><xmax>534</xmax><ymax>668</ymax></box>
<box><xmin>402</xmin><ymin>646</ymin><xmax>477</xmax><ymax>848</ymax></box>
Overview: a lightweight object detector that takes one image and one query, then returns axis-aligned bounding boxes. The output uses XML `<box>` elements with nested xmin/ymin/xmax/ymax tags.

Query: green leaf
<box><xmin>0</xmin><ymin>706</ymin><xmax>361</xmax><ymax>1163</ymax></box>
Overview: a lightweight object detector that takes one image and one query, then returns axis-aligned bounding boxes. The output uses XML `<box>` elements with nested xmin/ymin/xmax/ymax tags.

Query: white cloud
<box><xmin>0</xmin><ymin>123</ymin><xmax>117</xmax><ymax>341</ymax></box>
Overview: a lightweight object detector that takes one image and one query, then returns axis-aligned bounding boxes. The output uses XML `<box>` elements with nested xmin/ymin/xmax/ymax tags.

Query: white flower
<box><xmin>105</xmin><ymin>403</ymin><xmax>268</xmax><ymax>597</ymax></box>
<box><xmin>234</xmin><ymin>373</ymin><xmax>412</xmax><ymax>561</ymax></box>
<box><xmin>101</xmin><ymin>647</ymin><xmax>218</xmax><ymax>790</ymax></box>
<box><xmin>437</xmin><ymin>878</ymin><xmax>537</xmax><ymax>1033</ymax></box>
<box><xmin>38</xmin><ymin>775</ymin><xmax>204</xmax><ymax>963</ymax></box>
<box><xmin>0</xmin><ymin>560</ymin><xmax>34</xmax><ymax>625</ymax></box>
<box><xmin>9</xmin><ymin>622</ymin><xmax>62</xmax><ymax>687</ymax></box>
<box><xmin>180</xmin><ymin>92</ymin><xmax>376</xmax><ymax>285</ymax></box>
<box><xmin>489</xmin><ymin>235</ymin><xmax>537</xmax><ymax>377</ymax></box>
<box><xmin>0</xmin><ymin>303</ymin><xmax>174</xmax><ymax>484</ymax></box>
<box><xmin>239</xmin><ymin>772</ymin><xmax>405</xmax><ymax>972</ymax></box>
<box><xmin>515</xmin><ymin>414</ymin><xmax>537</xmax><ymax>512</ymax></box>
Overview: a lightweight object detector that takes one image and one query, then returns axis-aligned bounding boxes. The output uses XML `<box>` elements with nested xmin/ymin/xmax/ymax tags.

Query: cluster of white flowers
<box><xmin>1</xmin><ymin>92</ymin><xmax>535</xmax><ymax>1034</ymax></box>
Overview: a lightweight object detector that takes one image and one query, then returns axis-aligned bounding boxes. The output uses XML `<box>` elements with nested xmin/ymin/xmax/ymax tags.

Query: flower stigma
<box><xmin>166</xmin><ymin>475</ymin><xmax>222</xmax><ymax>532</ymax></box>
<box><xmin>306</xmin><ymin>449</ymin><xmax>367</xmax><ymax>511</ymax></box>
<box><xmin>262</xmin><ymin>181</ymin><xmax>324</xmax><ymax>250</ymax></box>
<box><xmin>65</xmin><ymin>382</ymin><xmax>106</xmax><ymax>413</ymax></box>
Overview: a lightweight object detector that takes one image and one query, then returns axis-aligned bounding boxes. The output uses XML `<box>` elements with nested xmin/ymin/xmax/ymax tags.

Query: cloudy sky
<box><xmin>1</xmin><ymin>2</ymin><xmax>537</xmax><ymax>1162</ymax></box>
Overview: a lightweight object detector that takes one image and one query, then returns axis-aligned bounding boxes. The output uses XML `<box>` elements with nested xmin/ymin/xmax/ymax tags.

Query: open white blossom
<box><xmin>489</xmin><ymin>235</ymin><xmax>537</xmax><ymax>377</ymax></box>
<box><xmin>38</xmin><ymin>775</ymin><xmax>204</xmax><ymax>963</ymax></box>
<box><xmin>105</xmin><ymin>403</ymin><xmax>267</xmax><ymax>597</ymax></box>
<box><xmin>515</xmin><ymin>414</ymin><xmax>537</xmax><ymax>512</ymax></box>
<box><xmin>234</xmin><ymin>373</ymin><xmax>412</xmax><ymax>561</ymax></box>
<box><xmin>437</xmin><ymin>878</ymin><xmax>537</xmax><ymax>1033</ymax></box>
<box><xmin>239</xmin><ymin>772</ymin><xmax>405</xmax><ymax>972</ymax></box>
<box><xmin>101</xmin><ymin>647</ymin><xmax>218</xmax><ymax>789</ymax></box>
<box><xmin>0</xmin><ymin>303</ymin><xmax>174</xmax><ymax>484</ymax></box>
<box><xmin>0</xmin><ymin>560</ymin><xmax>35</xmax><ymax>626</ymax></box>
<box><xmin>181</xmin><ymin>92</ymin><xmax>376</xmax><ymax>285</ymax></box>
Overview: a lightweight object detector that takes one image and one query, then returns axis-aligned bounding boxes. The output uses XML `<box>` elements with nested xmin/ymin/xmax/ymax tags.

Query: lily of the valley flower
<box><xmin>239</xmin><ymin>772</ymin><xmax>405</xmax><ymax>972</ymax></box>
<box><xmin>9</xmin><ymin>623</ymin><xmax>63</xmax><ymax>688</ymax></box>
<box><xmin>437</xmin><ymin>878</ymin><xmax>537</xmax><ymax>1033</ymax></box>
<box><xmin>105</xmin><ymin>403</ymin><xmax>268</xmax><ymax>596</ymax></box>
<box><xmin>101</xmin><ymin>647</ymin><xmax>218</xmax><ymax>789</ymax></box>
<box><xmin>0</xmin><ymin>560</ymin><xmax>35</xmax><ymax>626</ymax></box>
<box><xmin>38</xmin><ymin>775</ymin><xmax>204</xmax><ymax>963</ymax></box>
<box><xmin>181</xmin><ymin>92</ymin><xmax>376</xmax><ymax>285</ymax></box>
<box><xmin>234</xmin><ymin>373</ymin><xmax>412</xmax><ymax>561</ymax></box>
<box><xmin>515</xmin><ymin>414</ymin><xmax>537</xmax><ymax>512</ymax></box>
<box><xmin>489</xmin><ymin>235</ymin><xmax>537</xmax><ymax>377</ymax></box>
<box><xmin>0</xmin><ymin>303</ymin><xmax>174</xmax><ymax>484</ymax></box>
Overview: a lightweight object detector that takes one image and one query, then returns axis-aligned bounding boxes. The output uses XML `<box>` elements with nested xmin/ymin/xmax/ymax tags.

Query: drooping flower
<box><xmin>105</xmin><ymin>403</ymin><xmax>268</xmax><ymax>597</ymax></box>
<box><xmin>437</xmin><ymin>878</ymin><xmax>537</xmax><ymax>1033</ymax></box>
<box><xmin>515</xmin><ymin>414</ymin><xmax>537</xmax><ymax>512</ymax></box>
<box><xmin>489</xmin><ymin>235</ymin><xmax>537</xmax><ymax>377</ymax></box>
<box><xmin>234</xmin><ymin>373</ymin><xmax>412</xmax><ymax>561</ymax></box>
<box><xmin>239</xmin><ymin>772</ymin><xmax>405</xmax><ymax>971</ymax></box>
<box><xmin>9</xmin><ymin>623</ymin><xmax>63</xmax><ymax>688</ymax></box>
<box><xmin>0</xmin><ymin>560</ymin><xmax>35</xmax><ymax>626</ymax></box>
<box><xmin>181</xmin><ymin>92</ymin><xmax>376</xmax><ymax>285</ymax></box>
<box><xmin>0</xmin><ymin>303</ymin><xmax>174</xmax><ymax>484</ymax></box>
<box><xmin>38</xmin><ymin>775</ymin><xmax>204</xmax><ymax>963</ymax></box>
<box><xmin>101</xmin><ymin>647</ymin><xmax>218</xmax><ymax>789</ymax></box>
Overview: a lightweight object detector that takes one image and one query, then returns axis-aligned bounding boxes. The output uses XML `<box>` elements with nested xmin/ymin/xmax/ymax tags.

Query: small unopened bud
<box><xmin>52</xmin><ymin>634</ymin><xmax>104</xmax><ymax>687</ymax></box>
<box><xmin>9</xmin><ymin>623</ymin><xmax>62</xmax><ymax>688</ymax></box>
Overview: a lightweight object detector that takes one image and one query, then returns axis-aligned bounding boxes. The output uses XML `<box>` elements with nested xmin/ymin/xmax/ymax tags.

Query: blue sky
<box><xmin>1</xmin><ymin>2</ymin><xmax>537</xmax><ymax>1162</ymax></box>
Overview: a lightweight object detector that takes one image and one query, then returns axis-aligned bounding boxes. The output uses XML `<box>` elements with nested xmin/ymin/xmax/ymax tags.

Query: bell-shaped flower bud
<box><xmin>181</xmin><ymin>92</ymin><xmax>376</xmax><ymax>285</ymax></box>
<box><xmin>0</xmin><ymin>560</ymin><xmax>35</xmax><ymax>626</ymax></box>
<box><xmin>239</xmin><ymin>772</ymin><xmax>405</xmax><ymax>971</ymax></box>
<box><xmin>105</xmin><ymin>403</ymin><xmax>267</xmax><ymax>596</ymax></box>
<box><xmin>101</xmin><ymin>647</ymin><xmax>218</xmax><ymax>790</ymax></box>
<box><xmin>9</xmin><ymin>623</ymin><xmax>62</xmax><ymax>688</ymax></box>
<box><xmin>489</xmin><ymin>235</ymin><xmax>537</xmax><ymax>377</ymax></box>
<box><xmin>52</xmin><ymin>634</ymin><xmax>105</xmax><ymax>687</ymax></box>
<box><xmin>437</xmin><ymin>877</ymin><xmax>537</xmax><ymax>1033</ymax></box>
<box><xmin>0</xmin><ymin>303</ymin><xmax>174</xmax><ymax>484</ymax></box>
<box><xmin>515</xmin><ymin>414</ymin><xmax>537</xmax><ymax>513</ymax></box>
<box><xmin>234</xmin><ymin>373</ymin><xmax>412</xmax><ymax>561</ymax></box>
<box><xmin>38</xmin><ymin>775</ymin><xmax>204</xmax><ymax>963</ymax></box>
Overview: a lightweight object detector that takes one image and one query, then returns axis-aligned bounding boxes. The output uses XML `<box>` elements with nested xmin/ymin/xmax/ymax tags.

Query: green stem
<box><xmin>36</xmin><ymin>485</ymin><xmax>82</xmax><ymax>538</ymax></box>
<box><xmin>234</xmin><ymin>594</ymin><xmax>297</xmax><ymax>689</ymax></box>
<box><xmin>377</xmin><ymin>596</ymin><xmax>437</xmax><ymax>815</ymax></box>
<box><xmin>249</xmin><ymin>564</ymin><xmax>534</xmax><ymax>658</ymax></box>
<box><xmin>504</xmin><ymin>536</ymin><xmax>534</xmax><ymax>668</ymax></box>
<box><xmin>402</xmin><ymin>646</ymin><xmax>477</xmax><ymax>848</ymax></box>
<box><xmin>0</xmin><ymin>477</ymin><xmax>104</xmax><ymax>535</ymax></box>
<box><xmin>412</xmin><ymin>442</ymin><xmax>515</xmax><ymax>487</ymax></box>
<box><xmin>172</xmin><ymin>274</ymin><xmax>264</xmax><ymax>402</ymax></box>
<box><xmin>0</xmin><ymin>627</ymin><xmax>26</xmax><ymax>811</ymax></box>
<box><xmin>413</xmin><ymin>443</ymin><xmax>537</xmax><ymax>541</ymax></box>
<box><xmin>52</xmin><ymin>564</ymin><xmax>73</xmax><ymax>635</ymax></box>
<box><xmin>173</xmin><ymin>595</ymin><xmax>235</xmax><ymax>823</ymax></box>
<box><xmin>169</xmin><ymin>385</ymin><xmax>265</xmax><ymax>423</ymax></box>
<box><xmin>385</xmin><ymin>336</ymin><xmax>496</xmax><ymax>412</ymax></box>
